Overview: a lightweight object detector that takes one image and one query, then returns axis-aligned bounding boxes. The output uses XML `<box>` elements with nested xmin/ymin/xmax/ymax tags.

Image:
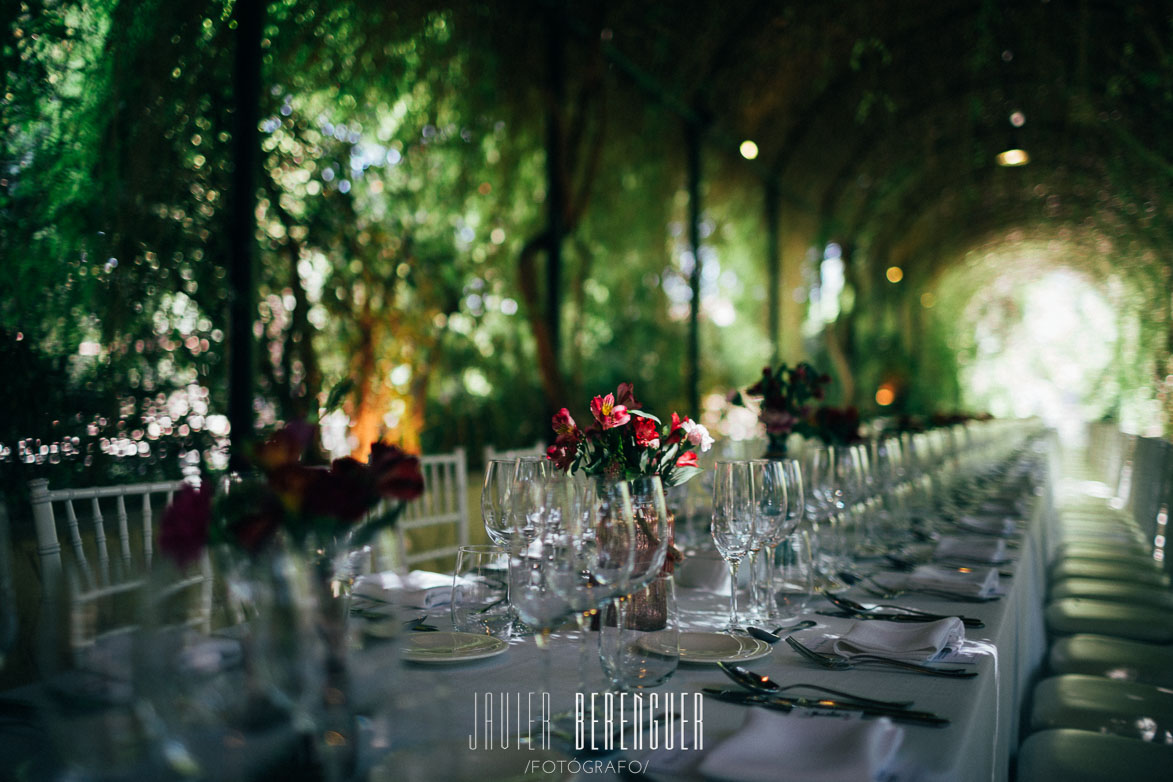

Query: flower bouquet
<box><xmin>158</xmin><ymin>423</ymin><xmax>423</xmax><ymax>779</ymax></box>
<box><xmin>735</xmin><ymin>362</ymin><xmax>830</xmax><ymax>458</ymax></box>
<box><xmin>160</xmin><ymin>422</ymin><xmax>424</xmax><ymax>564</ymax></box>
<box><xmin>545</xmin><ymin>383</ymin><xmax>712</xmax><ymax>629</ymax></box>
<box><xmin>545</xmin><ymin>382</ymin><xmax>712</xmax><ymax>487</ymax></box>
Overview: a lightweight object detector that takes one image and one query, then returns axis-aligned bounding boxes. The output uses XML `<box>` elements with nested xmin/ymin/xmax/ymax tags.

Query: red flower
<box><xmin>665</xmin><ymin>412</ymin><xmax>689</xmax><ymax>445</ymax></box>
<box><xmin>675</xmin><ymin>451</ymin><xmax>699</xmax><ymax>469</ymax></box>
<box><xmin>633</xmin><ymin>417</ymin><xmax>660</xmax><ymax>448</ymax></box>
<box><xmin>614</xmin><ymin>382</ymin><xmax>642</xmax><ymax>410</ymax></box>
<box><xmin>551</xmin><ymin>408</ymin><xmax>579</xmax><ymax>439</ymax></box>
<box><xmin>228</xmin><ymin>495</ymin><xmax>285</xmax><ymax>555</ymax></box>
<box><xmin>305</xmin><ymin>458</ymin><xmax>377</xmax><ymax>522</ymax></box>
<box><xmin>546</xmin><ymin>434</ymin><xmax>578</xmax><ymax>471</ymax></box>
<box><xmin>253</xmin><ymin>422</ymin><xmax>317</xmax><ymax>474</ymax></box>
<box><xmin>369</xmin><ymin>442</ymin><xmax>425</xmax><ymax>501</ymax></box>
<box><xmin>158</xmin><ymin>483</ymin><xmax>213</xmax><ymax>567</ymax></box>
<box><xmin>590</xmin><ymin>393</ymin><xmax>630</xmax><ymax>429</ymax></box>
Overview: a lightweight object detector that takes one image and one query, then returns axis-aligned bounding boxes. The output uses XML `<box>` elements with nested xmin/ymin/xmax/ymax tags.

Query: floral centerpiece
<box><xmin>545</xmin><ymin>382</ymin><xmax>712</xmax><ymax>487</ymax></box>
<box><xmin>158</xmin><ymin>423</ymin><xmax>423</xmax><ymax>778</ymax></box>
<box><xmin>544</xmin><ymin>383</ymin><xmax>712</xmax><ymax>629</ymax></box>
<box><xmin>160</xmin><ymin>422</ymin><xmax>423</xmax><ymax>565</ymax></box>
<box><xmin>734</xmin><ymin>362</ymin><xmax>830</xmax><ymax>458</ymax></box>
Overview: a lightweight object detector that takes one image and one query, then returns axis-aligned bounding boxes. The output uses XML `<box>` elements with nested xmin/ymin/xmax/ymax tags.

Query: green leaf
<box><xmin>324</xmin><ymin>379</ymin><xmax>355</xmax><ymax>413</ymax></box>
<box><xmin>664</xmin><ymin>466</ymin><xmax>703</xmax><ymax>487</ymax></box>
<box><xmin>628</xmin><ymin>409</ymin><xmax>662</xmax><ymax>425</ymax></box>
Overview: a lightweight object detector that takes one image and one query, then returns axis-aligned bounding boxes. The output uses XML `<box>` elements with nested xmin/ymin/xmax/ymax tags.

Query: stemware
<box><xmin>711</xmin><ymin>461</ymin><xmax>754</xmax><ymax>631</ymax></box>
<box><xmin>507</xmin><ymin>475</ymin><xmax>574</xmax><ymax>699</ymax></box>
<box><xmin>481</xmin><ymin>458</ymin><xmax>518</xmax><ymax>547</ymax></box>
<box><xmin>748</xmin><ymin>460</ymin><xmax>789</xmax><ymax>622</ymax></box>
<box><xmin>547</xmin><ymin>477</ymin><xmax>637</xmax><ymax>690</ymax></box>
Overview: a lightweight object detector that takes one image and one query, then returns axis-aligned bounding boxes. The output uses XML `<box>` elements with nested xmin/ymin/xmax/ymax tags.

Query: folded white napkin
<box><xmin>934</xmin><ymin>535</ymin><xmax>1007</xmax><ymax>564</ymax></box>
<box><xmin>908</xmin><ymin>564</ymin><xmax>1000</xmax><ymax>598</ymax></box>
<box><xmin>956</xmin><ymin>514</ymin><xmax>1018</xmax><ymax>537</ymax></box>
<box><xmin>832</xmin><ymin>616</ymin><xmax>964</xmax><ymax>662</ymax></box>
<box><xmin>352</xmin><ymin>570</ymin><xmax>455</xmax><ymax>608</ymax></box>
<box><xmin>674</xmin><ymin>552</ymin><xmax>734</xmax><ymax>594</ymax></box>
<box><xmin>696</xmin><ymin>709</ymin><xmax>904</xmax><ymax>782</ymax></box>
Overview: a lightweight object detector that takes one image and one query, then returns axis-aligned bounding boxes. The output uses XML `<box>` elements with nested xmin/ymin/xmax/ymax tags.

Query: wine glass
<box><xmin>548</xmin><ymin>478</ymin><xmax>637</xmax><ymax>691</ymax></box>
<box><xmin>481</xmin><ymin>458</ymin><xmax>518</xmax><ymax>546</ymax></box>
<box><xmin>751</xmin><ymin>460</ymin><xmax>792</xmax><ymax>622</ymax></box>
<box><xmin>711</xmin><ymin>461</ymin><xmax>754</xmax><ymax>631</ymax></box>
<box><xmin>507</xmin><ymin>475</ymin><xmax>574</xmax><ymax>698</ymax></box>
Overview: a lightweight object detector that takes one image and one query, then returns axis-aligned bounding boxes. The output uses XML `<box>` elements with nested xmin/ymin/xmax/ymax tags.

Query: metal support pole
<box><xmin>686</xmin><ymin>122</ymin><xmax>703</xmax><ymax>419</ymax></box>
<box><xmin>765</xmin><ymin>181</ymin><xmax>781</xmax><ymax>365</ymax></box>
<box><xmin>545</xmin><ymin>3</ymin><xmax>565</xmax><ymax>378</ymax></box>
<box><xmin>228</xmin><ymin>0</ymin><xmax>263</xmax><ymax>470</ymax></box>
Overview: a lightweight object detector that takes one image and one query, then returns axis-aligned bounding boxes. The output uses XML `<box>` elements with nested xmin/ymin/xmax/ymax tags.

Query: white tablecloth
<box><xmin>363</xmin><ymin>482</ymin><xmax>1053</xmax><ymax>782</ymax></box>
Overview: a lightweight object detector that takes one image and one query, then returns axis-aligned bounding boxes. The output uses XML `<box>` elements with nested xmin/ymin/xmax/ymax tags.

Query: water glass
<box><xmin>774</xmin><ymin>528</ymin><xmax>815</xmax><ymax>619</ymax></box>
<box><xmin>481</xmin><ymin>459</ymin><xmax>517</xmax><ymax>546</ymax></box>
<box><xmin>451</xmin><ymin>545</ymin><xmax>513</xmax><ymax>640</ymax></box>
<box><xmin>599</xmin><ymin>574</ymin><xmax>679</xmax><ymax>691</ymax></box>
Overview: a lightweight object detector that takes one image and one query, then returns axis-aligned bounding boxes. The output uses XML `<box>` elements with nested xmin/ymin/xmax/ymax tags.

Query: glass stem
<box><xmin>574</xmin><ymin>612</ymin><xmax>590</xmax><ymax>695</ymax></box>
<box><xmin>746</xmin><ymin>550</ymin><xmax>759</xmax><ymax>616</ymax></box>
<box><xmin>728</xmin><ymin>561</ymin><xmax>740</xmax><ymax>628</ymax></box>
<box><xmin>765</xmin><ymin>544</ymin><xmax>777</xmax><ymax>619</ymax></box>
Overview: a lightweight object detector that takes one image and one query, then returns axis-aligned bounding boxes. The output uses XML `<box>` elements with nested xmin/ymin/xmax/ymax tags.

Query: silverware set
<box><xmin>784</xmin><ymin>635</ymin><xmax>977</xmax><ymax>678</ymax></box>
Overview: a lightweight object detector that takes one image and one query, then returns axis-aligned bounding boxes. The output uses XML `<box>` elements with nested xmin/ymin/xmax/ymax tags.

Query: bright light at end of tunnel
<box><xmin>739</xmin><ymin>140</ymin><xmax>759</xmax><ymax>160</ymax></box>
<box><xmin>886</xmin><ymin>266</ymin><xmax>903</xmax><ymax>283</ymax></box>
<box><xmin>875</xmin><ymin>385</ymin><xmax>896</xmax><ymax>406</ymax></box>
<box><xmin>996</xmin><ymin>148</ymin><xmax>1030</xmax><ymax>167</ymax></box>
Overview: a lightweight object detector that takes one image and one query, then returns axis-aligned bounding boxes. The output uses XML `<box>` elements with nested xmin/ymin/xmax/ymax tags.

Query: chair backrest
<box><xmin>28</xmin><ymin>478</ymin><xmax>212</xmax><ymax>660</ymax></box>
<box><xmin>389</xmin><ymin>447</ymin><xmax>469</xmax><ymax>572</ymax></box>
<box><xmin>1130</xmin><ymin>437</ymin><xmax>1169</xmax><ymax>543</ymax></box>
<box><xmin>483</xmin><ymin>441</ymin><xmax>546</xmax><ymax>467</ymax></box>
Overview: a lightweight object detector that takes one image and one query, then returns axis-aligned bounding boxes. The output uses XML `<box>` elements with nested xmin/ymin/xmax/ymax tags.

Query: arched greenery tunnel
<box><xmin>1</xmin><ymin>0</ymin><xmax>1170</xmax><ymax>486</ymax></box>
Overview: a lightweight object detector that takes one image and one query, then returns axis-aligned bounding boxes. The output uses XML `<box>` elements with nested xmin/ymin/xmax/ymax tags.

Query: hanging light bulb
<box><xmin>996</xmin><ymin>147</ymin><xmax>1030</xmax><ymax>167</ymax></box>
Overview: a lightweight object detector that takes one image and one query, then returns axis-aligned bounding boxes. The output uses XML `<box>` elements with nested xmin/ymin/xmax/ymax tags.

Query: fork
<box><xmin>785</xmin><ymin>636</ymin><xmax>978</xmax><ymax>678</ymax></box>
<box><xmin>824</xmin><ymin>592</ymin><xmax>985</xmax><ymax>628</ymax></box>
<box><xmin>858</xmin><ymin>582</ymin><xmax>999</xmax><ymax>603</ymax></box>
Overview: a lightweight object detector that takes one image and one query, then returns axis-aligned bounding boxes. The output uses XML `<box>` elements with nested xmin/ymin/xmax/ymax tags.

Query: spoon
<box><xmin>824</xmin><ymin>592</ymin><xmax>985</xmax><ymax>629</ymax></box>
<box><xmin>746</xmin><ymin>620</ymin><xmax>817</xmax><ymax>644</ymax></box>
<box><xmin>717</xmin><ymin>662</ymin><xmax>915</xmax><ymax>709</ymax></box>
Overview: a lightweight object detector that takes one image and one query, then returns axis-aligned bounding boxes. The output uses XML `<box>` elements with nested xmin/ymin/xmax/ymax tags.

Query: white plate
<box><xmin>651</xmin><ymin>631</ymin><xmax>772</xmax><ymax>663</ymax></box>
<box><xmin>401</xmin><ymin>631</ymin><xmax>508</xmax><ymax>663</ymax></box>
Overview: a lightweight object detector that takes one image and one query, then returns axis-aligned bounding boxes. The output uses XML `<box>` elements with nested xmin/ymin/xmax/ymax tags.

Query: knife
<box><xmin>702</xmin><ymin>688</ymin><xmax>950</xmax><ymax>727</ymax></box>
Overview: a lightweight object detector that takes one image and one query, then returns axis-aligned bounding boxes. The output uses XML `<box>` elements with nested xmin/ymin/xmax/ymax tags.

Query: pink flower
<box><xmin>633</xmin><ymin>417</ymin><xmax>660</xmax><ymax>449</ymax></box>
<box><xmin>551</xmin><ymin>408</ymin><xmax>579</xmax><ymax>439</ymax></box>
<box><xmin>590</xmin><ymin>393</ymin><xmax>630</xmax><ymax>429</ymax></box>
<box><xmin>546</xmin><ymin>434</ymin><xmax>579</xmax><ymax>471</ymax></box>
<box><xmin>675</xmin><ymin>451</ymin><xmax>699</xmax><ymax>469</ymax></box>
<box><xmin>680</xmin><ymin>420</ymin><xmax>714</xmax><ymax>452</ymax></box>
<box><xmin>159</xmin><ymin>483</ymin><xmax>213</xmax><ymax>567</ymax></box>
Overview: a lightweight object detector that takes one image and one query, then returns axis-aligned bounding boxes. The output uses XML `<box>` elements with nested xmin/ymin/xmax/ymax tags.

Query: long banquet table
<box><xmin>0</xmin><ymin>466</ymin><xmax>1053</xmax><ymax>781</ymax></box>
<box><xmin>356</xmin><ymin>477</ymin><xmax>1053</xmax><ymax>782</ymax></box>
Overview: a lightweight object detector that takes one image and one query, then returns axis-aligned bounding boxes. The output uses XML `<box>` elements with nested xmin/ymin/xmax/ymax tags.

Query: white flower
<box><xmin>681</xmin><ymin>420</ymin><xmax>714</xmax><ymax>452</ymax></box>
